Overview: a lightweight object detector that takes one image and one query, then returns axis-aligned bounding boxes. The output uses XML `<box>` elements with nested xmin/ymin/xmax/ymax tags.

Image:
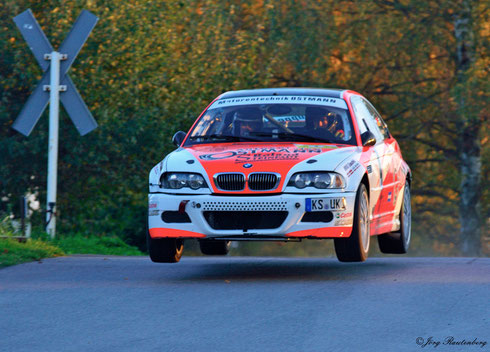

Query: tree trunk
<box><xmin>454</xmin><ymin>0</ymin><xmax>482</xmax><ymax>256</ymax></box>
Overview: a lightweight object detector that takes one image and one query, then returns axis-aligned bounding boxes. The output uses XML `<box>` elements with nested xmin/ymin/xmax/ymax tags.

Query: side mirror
<box><xmin>361</xmin><ymin>131</ymin><xmax>376</xmax><ymax>147</ymax></box>
<box><xmin>172</xmin><ymin>131</ymin><xmax>186</xmax><ymax>147</ymax></box>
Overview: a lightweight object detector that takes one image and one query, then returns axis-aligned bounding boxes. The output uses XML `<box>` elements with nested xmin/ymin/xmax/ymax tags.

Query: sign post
<box><xmin>46</xmin><ymin>51</ymin><xmax>61</xmax><ymax>235</ymax></box>
<box><xmin>12</xmin><ymin>9</ymin><xmax>99</xmax><ymax>238</ymax></box>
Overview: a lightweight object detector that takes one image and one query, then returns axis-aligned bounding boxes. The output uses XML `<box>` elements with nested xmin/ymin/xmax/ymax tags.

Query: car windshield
<box><xmin>185</xmin><ymin>95</ymin><xmax>356</xmax><ymax>146</ymax></box>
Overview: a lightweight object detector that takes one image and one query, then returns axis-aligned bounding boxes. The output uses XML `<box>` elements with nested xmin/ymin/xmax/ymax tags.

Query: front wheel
<box><xmin>147</xmin><ymin>231</ymin><xmax>184</xmax><ymax>263</ymax></box>
<box><xmin>378</xmin><ymin>182</ymin><xmax>411</xmax><ymax>254</ymax></box>
<box><xmin>334</xmin><ymin>183</ymin><xmax>370</xmax><ymax>262</ymax></box>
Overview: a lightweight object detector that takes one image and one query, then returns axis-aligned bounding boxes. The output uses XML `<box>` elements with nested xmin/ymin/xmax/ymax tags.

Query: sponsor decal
<box><xmin>387</xmin><ymin>192</ymin><xmax>392</xmax><ymax>202</ymax></box>
<box><xmin>344</xmin><ymin>160</ymin><xmax>360</xmax><ymax>177</ymax></box>
<box><xmin>275</xmin><ymin>115</ymin><xmax>305</xmax><ymax>122</ymax></box>
<box><xmin>200</xmin><ymin>151</ymin><xmax>237</xmax><ymax>160</ymax></box>
<box><xmin>343</xmin><ymin>159</ymin><xmax>356</xmax><ymax>171</ymax></box>
<box><xmin>367</xmin><ymin>165</ymin><xmax>372</xmax><ymax>174</ymax></box>
<box><xmin>335</xmin><ymin>212</ymin><xmax>352</xmax><ymax>219</ymax></box>
<box><xmin>335</xmin><ymin>218</ymin><xmax>353</xmax><ymax>226</ymax></box>
<box><xmin>149</xmin><ymin>209</ymin><xmax>159</xmax><ymax>216</ymax></box>
<box><xmin>294</xmin><ymin>144</ymin><xmax>339</xmax><ymax>150</ymax></box>
<box><xmin>236</xmin><ymin>152</ymin><xmax>299</xmax><ymax>163</ymax></box>
<box><xmin>153</xmin><ymin>161</ymin><xmax>164</xmax><ymax>175</ymax></box>
<box><xmin>347</xmin><ymin>163</ymin><xmax>360</xmax><ymax>177</ymax></box>
<box><xmin>199</xmin><ymin>146</ymin><xmax>334</xmax><ymax>163</ymax></box>
<box><xmin>207</xmin><ymin>95</ymin><xmax>348</xmax><ymax>110</ymax></box>
<box><xmin>149</xmin><ymin>203</ymin><xmax>157</xmax><ymax>209</ymax></box>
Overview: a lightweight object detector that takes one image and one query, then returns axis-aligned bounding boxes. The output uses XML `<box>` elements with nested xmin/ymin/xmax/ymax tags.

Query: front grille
<box><xmin>203</xmin><ymin>211</ymin><xmax>288</xmax><ymax>230</ymax></box>
<box><xmin>202</xmin><ymin>201</ymin><xmax>288</xmax><ymax>211</ymax></box>
<box><xmin>215</xmin><ymin>173</ymin><xmax>245</xmax><ymax>191</ymax></box>
<box><xmin>248</xmin><ymin>173</ymin><xmax>279</xmax><ymax>190</ymax></box>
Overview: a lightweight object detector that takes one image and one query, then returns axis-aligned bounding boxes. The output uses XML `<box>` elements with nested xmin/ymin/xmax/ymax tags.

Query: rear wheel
<box><xmin>334</xmin><ymin>183</ymin><xmax>370</xmax><ymax>262</ymax></box>
<box><xmin>147</xmin><ymin>231</ymin><xmax>184</xmax><ymax>263</ymax></box>
<box><xmin>378</xmin><ymin>182</ymin><xmax>411</xmax><ymax>254</ymax></box>
<box><xmin>199</xmin><ymin>240</ymin><xmax>231</xmax><ymax>255</ymax></box>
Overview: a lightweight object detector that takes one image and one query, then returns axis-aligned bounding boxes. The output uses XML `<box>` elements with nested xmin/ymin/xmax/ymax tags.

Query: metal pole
<box><xmin>20</xmin><ymin>196</ymin><xmax>26</xmax><ymax>237</ymax></box>
<box><xmin>46</xmin><ymin>51</ymin><xmax>60</xmax><ymax>238</ymax></box>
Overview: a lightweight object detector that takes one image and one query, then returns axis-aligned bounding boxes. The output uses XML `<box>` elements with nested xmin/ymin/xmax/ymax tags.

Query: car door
<box><xmin>350</xmin><ymin>96</ymin><xmax>392</xmax><ymax>234</ymax></box>
<box><xmin>362</xmin><ymin>99</ymin><xmax>399</xmax><ymax>233</ymax></box>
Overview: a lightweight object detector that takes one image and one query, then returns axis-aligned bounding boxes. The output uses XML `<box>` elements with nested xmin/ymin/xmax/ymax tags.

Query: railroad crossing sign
<box><xmin>13</xmin><ymin>9</ymin><xmax>98</xmax><ymax>136</ymax></box>
<box><xmin>12</xmin><ymin>9</ymin><xmax>99</xmax><ymax>238</ymax></box>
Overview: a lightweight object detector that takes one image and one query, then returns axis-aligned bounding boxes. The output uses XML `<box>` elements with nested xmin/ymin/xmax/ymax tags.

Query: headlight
<box><xmin>160</xmin><ymin>173</ymin><xmax>208</xmax><ymax>189</ymax></box>
<box><xmin>287</xmin><ymin>172</ymin><xmax>345</xmax><ymax>189</ymax></box>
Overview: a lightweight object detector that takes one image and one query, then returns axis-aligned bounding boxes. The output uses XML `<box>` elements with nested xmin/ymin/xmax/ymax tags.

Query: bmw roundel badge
<box><xmin>243</xmin><ymin>163</ymin><xmax>253</xmax><ymax>168</ymax></box>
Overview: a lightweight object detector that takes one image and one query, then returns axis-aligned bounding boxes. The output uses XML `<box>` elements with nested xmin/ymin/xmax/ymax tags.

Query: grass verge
<box><xmin>1</xmin><ymin>230</ymin><xmax>143</xmax><ymax>268</ymax></box>
<box><xmin>0</xmin><ymin>238</ymin><xmax>65</xmax><ymax>268</ymax></box>
<box><xmin>53</xmin><ymin>234</ymin><xmax>142</xmax><ymax>256</ymax></box>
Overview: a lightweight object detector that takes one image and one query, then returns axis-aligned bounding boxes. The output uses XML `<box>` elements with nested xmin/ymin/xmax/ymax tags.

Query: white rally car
<box><xmin>148</xmin><ymin>88</ymin><xmax>412</xmax><ymax>263</ymax></box>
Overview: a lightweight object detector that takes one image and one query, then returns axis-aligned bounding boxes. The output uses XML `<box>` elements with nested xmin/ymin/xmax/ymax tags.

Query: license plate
<box><xmin>305</xmin><ymin>198</ymin><xmax>345</xmax><ymax>212</ymax></box>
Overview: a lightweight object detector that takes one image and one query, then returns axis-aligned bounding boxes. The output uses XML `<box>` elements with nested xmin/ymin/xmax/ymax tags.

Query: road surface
<box><xmin>1</xmin><ymin>256</ymin><xmax>489</xmax><ymax>351</ymax></box>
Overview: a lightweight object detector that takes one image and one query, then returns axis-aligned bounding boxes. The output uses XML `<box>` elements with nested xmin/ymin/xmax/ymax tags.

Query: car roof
<box><xmin>219</xmin><ymin>88</ymin><xmax>346</xmax><ymax>99</ymax></box>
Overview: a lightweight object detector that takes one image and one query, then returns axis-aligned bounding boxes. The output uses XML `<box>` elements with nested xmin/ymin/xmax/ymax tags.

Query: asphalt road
<box><xmin>1</xmin><ymin>256</ymin><xmax>489</xmax><ymax>352</ymax></box>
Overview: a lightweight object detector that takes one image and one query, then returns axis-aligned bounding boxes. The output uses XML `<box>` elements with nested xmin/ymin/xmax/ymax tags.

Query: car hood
<box><xmin>164</xmin><ymin>142</ymin><xmax>358</xmax><ymax>193</ymax></box>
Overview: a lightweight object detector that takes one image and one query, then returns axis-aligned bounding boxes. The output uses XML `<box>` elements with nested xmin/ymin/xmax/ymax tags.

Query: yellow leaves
<box><xmin>330</xmin><ymin>55</ymin><xmax>343</xmax><ymax>70</ymax></box>
<box><xmin>481</xmin><ymin>136</ymin><xmax>488</xmax><ymax>146</ymax></box>
<box><xmin>9</xmin><ymin>37</ymin><xmax>15</xmax><ymax>43</ymax></box>
<box><xmin>265</xmin><ymin>2</ymin><xmax>274</xmax><ymax>10</ymax></box>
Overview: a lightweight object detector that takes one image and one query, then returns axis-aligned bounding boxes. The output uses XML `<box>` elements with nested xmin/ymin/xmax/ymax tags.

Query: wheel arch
<box><xmin>406</xmin><ymin>170</ymin><xmax>412</xmax><ymax>186</ymax></box>
<box><xmin>360</xmin><ymin>173</ymin><xmax>370</xmax><ymax>199</ymax></box>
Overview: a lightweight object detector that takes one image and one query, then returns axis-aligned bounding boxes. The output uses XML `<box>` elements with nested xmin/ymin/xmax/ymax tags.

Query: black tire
<box><xmin>199</xmin><ymin>240</ymin><xmax>231</xmax><ymax>255</ymax></box>
<box><xmin>378</xmin><ymin>182</ymin><xmax>411</xmax><ymax>254</ymax></box>
<box><xmin>334</xmin><ymin>183</ymin><xmax>370</xmax><ymax>262</ymax></box>
<box><xmin>147</xmin><ymin>231</ymin><xmax>184</xmax><ymax>263</ymax></box>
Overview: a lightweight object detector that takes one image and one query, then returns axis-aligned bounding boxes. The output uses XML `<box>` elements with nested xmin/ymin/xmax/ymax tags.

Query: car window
<box><xmin>186</xmin><ymin>95</ymin><xmax>357</xmax><ymax>146</ymax></box>
<box><xmin>364</xmin><ymin>100</ymin><xmax>391</xmax><ymax>139</ymax></box>
<box><xmin>350</xmin><ymin>96</ymin><xmax>384</xmax><ymax>143</ymax></box>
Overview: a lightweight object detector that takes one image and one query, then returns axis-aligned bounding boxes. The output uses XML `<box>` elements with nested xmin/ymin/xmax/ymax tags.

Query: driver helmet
<box><xmin>232</xmin><ymin>107</ymin><xmax>263</xmax><ymax>136</ymax></box>
<box><xmin>305</xmin><ymin>107</ymin><xmax>330</xmax><ymax>130</ymax></box>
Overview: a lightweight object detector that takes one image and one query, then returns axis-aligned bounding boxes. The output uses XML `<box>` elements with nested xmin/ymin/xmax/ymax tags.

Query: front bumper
<box><xmin>148</xmin><ymin>192</ymin><xmax>356</xmax><ymax>240</ymax></box>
